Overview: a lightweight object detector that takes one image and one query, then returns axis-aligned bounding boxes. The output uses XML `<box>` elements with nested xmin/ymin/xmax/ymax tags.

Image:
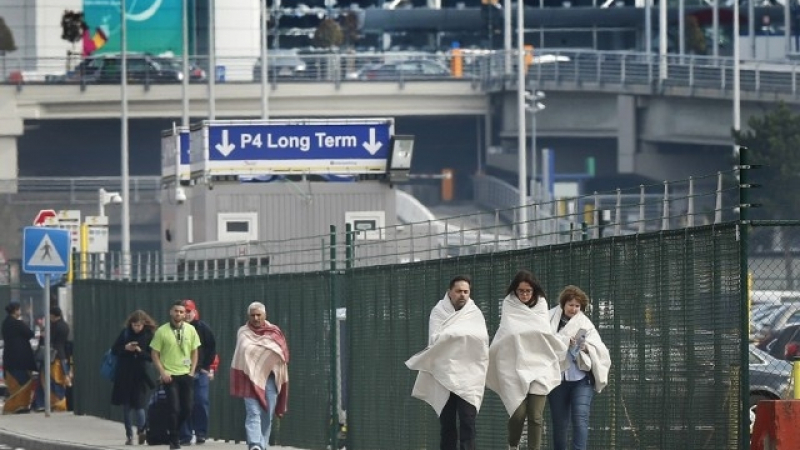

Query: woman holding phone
<box><xmin>547</xmin><ymin>285</ymin><xmax>611</xmax><ymax>450</ymax></box>
<box><xmin>111</xmin><ymin>310</ymin><xmax>158</xmax><ymax>445</ymax></box>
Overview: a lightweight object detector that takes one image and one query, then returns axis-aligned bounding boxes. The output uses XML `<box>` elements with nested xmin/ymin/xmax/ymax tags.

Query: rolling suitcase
<box><xmin>146</xmin><ymin>385</ymin><xmax>170</xmax><ymax>445</ymax></box>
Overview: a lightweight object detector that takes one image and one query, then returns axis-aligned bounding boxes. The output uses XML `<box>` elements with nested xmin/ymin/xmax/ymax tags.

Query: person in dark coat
<box><xmin>2</xmin><ymin>302</ymin><xmax>37</xmax><ymax>414</ymax></box>
<box><xmin>111</xmin><ymin>310</ymin><xmax>158</xmax><ymax>445</ymax></box>
<box><xmin>179</xmin><ymin>299</ymin><xmax>218</xmax><ymax>445</ymax></box>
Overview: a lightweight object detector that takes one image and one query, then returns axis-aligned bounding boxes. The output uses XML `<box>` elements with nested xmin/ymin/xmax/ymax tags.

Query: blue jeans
<box><xmin>547</xmin><ymin>377</ymin><xmax>595</xmax><ymax>450</ymax></box>
<box><xmin>180</xmin><ymin>371</ymin><xmax>210</xmax><ymax>442</ymax></box>
<box><xmin>123</xmin><ymin>404</ymin><xmax>146</xmax><ymax>438</ymax></box>
<box><xmin>244</xmin><ymin>374</ymin><xmax>278</xmax><ymax>450</ymax></box>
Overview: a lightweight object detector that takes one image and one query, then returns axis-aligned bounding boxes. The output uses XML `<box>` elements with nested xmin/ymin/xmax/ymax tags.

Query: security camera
<box><xmin>111</xmin><ymin>193</ymin><xmax>123</xmax><ymax>204</ymax></box>
<box><xmin>175</xmin><ymin>187</ymin><xmax>187</xmax><ymax>204</ymax></box>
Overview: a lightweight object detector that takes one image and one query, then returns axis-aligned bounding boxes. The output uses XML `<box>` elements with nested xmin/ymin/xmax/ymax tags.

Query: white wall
<box><xmin>0</xmin><ymin>0</ymin><xmax>80</xmax><ymax>72</ymax></box>
<box><xmin>215</xmin><ymin>0</ymin><xmax>260</xmax><ymax>82</ymax></box>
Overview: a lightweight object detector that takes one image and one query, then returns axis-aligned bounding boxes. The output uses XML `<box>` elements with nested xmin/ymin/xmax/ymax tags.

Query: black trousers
<box><xmin>164</xmin><ymin>374</ymin><xmax>194</xmax><ymax>444</ymax></box>
<box><xmin>440</xmin><ymin>392</ymin><xmax>477</xmax><ymax>450</ymax></box>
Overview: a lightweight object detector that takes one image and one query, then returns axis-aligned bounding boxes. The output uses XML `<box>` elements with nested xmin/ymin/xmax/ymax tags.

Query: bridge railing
<box><xmin>75</xmin><ymin>170</ymin><xmax>739</xmax><ymax>281</ymax></box>
<box><xmin>5</xmin><ymin>49</ymin><xmax>800</xmax><ymax>96</ymax></box>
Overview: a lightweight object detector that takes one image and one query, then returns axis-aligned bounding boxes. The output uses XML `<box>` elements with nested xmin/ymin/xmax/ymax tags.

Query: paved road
<box><xmin>0</xmin><ymin>412</ymin><xmax>305</xmax><ymax>450</ymax></box>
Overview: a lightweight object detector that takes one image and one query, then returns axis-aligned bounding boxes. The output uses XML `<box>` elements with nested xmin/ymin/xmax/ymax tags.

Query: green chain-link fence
<box><xmin>69</xmin><ymin>222</ymin><xmax>746</xmax><ymax>450</ymax></box>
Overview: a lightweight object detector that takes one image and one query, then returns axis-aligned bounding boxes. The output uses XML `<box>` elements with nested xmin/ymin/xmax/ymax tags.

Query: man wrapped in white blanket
<box><xmin>486</xmin><ymin>270</ymin><xmax>568</xmax><ymax>450</ymax></box>
<box><xmin>406</xmin><ymin>275</ymin><xmax>489</xmax><ymax>450</ymax></box>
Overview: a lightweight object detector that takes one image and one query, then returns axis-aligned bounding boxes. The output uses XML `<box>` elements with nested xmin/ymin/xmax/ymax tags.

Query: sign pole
<box><xmin>44</xmin><ymin>272</ymin><xmax>51</xmax><ymax>416</ymax></box>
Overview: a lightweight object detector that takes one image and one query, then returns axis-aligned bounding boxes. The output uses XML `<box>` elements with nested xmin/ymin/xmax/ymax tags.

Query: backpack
<box><xmin>100</xmin><ymin>329</ymin><xmax>129</xmax><ymax>381</ymax></box>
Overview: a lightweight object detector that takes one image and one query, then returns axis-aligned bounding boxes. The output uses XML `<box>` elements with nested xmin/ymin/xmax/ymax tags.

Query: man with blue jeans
<box><xmin>151</xmin><ymin>301</ymin><xmax>201</xmax><ymax>450</ymax></box>
<box><xmin>179</xmin><ymin>300</ymin><xmax>217</xmax><ymax>446</ymax></box>
<box><xmin>230</xmin><ymin>302</ymin><xmax>290</xmax><ymax>450</ymax></box>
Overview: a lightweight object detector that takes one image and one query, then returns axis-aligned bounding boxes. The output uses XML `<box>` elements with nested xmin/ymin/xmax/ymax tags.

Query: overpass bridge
<box><xmin>2</xmin><ymin>49</ymin><xmax>799</xmax><ymax>189</ymax></box>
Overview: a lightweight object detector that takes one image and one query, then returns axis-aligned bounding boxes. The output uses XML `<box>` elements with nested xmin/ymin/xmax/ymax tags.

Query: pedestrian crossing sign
<box><xmin>22</xmin><ymin>226</ymin><xmax>71</xmax><ymax>274</ymax></box>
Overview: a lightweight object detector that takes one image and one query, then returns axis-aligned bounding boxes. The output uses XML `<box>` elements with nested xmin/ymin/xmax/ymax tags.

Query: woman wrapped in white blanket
<box><xmin>547</xmin><ymin>285</ymin><xmax>611</xmax><ymax>450</ymax></box>
<box><xmin>486</xmin><ymin>270</ymin><xmax>568</xmax><ymax>450</ymax></box>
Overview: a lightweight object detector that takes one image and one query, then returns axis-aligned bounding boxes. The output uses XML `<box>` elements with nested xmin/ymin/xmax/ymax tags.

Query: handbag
<box><xmin>100</xmin><ymin>349</ymin><xmax>118</xmax><ymax>381</ymax></box>
<box><xmin>100</xmin><ymin>329</ymin><xmax>130</xmax><ymax>381</ymax></box>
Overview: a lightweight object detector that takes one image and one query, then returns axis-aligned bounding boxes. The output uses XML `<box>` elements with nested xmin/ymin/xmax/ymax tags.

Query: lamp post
<box><xmin>525</xmin><ymin>90</ymin><xmax>545</xmax><ymax>203</ymax></box>
<box><xmin>516</xmin><ymin>0</ymin><xmax>527</xmax><ymax>239</ymax></box>
<box><xmin>98</xmin><ymin>188</ymin><xmax>123</xmax><ymax>219</ymax></box>
<box><xmin>121</xmin><ymin>0</ymin><xmax>131</xmax><ymax>279</ymax></box>
<box><xmin>98</xmin><ymin>188</ymin><xmax>122</xmax><ymax>278</ymax></box>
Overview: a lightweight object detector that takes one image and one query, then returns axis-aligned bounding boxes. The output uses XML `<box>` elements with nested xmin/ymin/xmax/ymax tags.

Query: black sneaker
<box><xmin>170</xmin><ymin>444</ymin><xmax>181</xmax><ymax>450</ymax></box>
<box><xmin>125</xmin><ymin>437</ymin><xmax>133</xmax><ymax>446</ymax></box>
<box><xmin>137</xmin><ymin>430</ymin><xmax>147</xmax><ymax>445</ymax></box>
<box><xmin>195</xmin><ymin>438</ymin><xmax>205</xmax><ymax>445</ymax></box>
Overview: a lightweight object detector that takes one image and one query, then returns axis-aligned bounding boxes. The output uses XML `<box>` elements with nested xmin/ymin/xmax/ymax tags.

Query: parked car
<box><xmin>749</xmin><ymin>344</ymin><xmax>793</xmax><ymax>432</ymax></box>
<box><xmin>50</xmin><ymin>53</ymin><xmax>206</xmax><ymax>84</ymax></box>
<box><xmin>751</xmin><ymin>303</ymin><xmax>800</xmax><ymax>342</ymax></box>
<box><xmin>757</xmin><ymin>324</ymin><xmax>800</xmax><ymax>360</ymax></box>
<box><xmin>252</xmin><ymin>49</ymin><xmax>308</xmax><ymax>81</ymax></box>
<box><xmin>346</xmin><ymin>59</ymin><xmax>452</xmax><ymax>81</ymax></box>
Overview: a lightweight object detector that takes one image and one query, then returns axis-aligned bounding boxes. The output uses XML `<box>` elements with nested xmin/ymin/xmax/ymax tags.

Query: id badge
<box><xmin>183</xmin><ymin>358</ymin><xmax>191</xmax><ymax>367</ymax></box>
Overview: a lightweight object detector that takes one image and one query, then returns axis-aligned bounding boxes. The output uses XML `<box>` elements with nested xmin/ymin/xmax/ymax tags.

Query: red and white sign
<box><xmin>33</xmin><ymin>209</ymin><xmax>57</xmax><ymax>226</ymax></box>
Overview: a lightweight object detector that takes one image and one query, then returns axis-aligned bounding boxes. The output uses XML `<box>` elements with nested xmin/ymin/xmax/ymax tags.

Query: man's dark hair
<box><xmin>50</xmin><ymin>305</ymin><xmax>63</xmax><ymax>317</ymax></box>
<box><xmin>171</xmin><ymin>300</ymin><xmax>185</xmax><ymax>309</ymax></box>
<box><xmin>449</xmin><ymin>275</ymin><xmax>471</xmax><ymax>289</ymax></box>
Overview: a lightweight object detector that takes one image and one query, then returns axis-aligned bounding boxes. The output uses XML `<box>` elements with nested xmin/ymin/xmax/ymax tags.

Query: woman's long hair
<box><xmin>505</xmin><ymin>269</ymin><xmax>546</xmax><ymax>299</ymax></box>
<box><xmin>123</xmin><ymin>309</ymin><xmax>158</xmax><ymax>332</ymax></box>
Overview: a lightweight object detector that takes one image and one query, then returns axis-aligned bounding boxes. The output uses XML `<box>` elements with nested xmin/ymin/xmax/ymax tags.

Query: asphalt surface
<box><xmin>0</xmin><ymin>412</ymin><xmax>304</xmax><ymax>450</ymax></box>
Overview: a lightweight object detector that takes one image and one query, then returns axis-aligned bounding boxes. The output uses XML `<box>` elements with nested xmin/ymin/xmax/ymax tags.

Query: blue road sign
<box><xmin>36</xmin><ymin>273</ymin><xmax>64</xmax><ymax>289</ymax></box>
<box><xmin>190</xmin><ymin>119</ymin><xmax>394</xmax><ymax>177</ymax></box>
<box><xmin>22</xmin><ymin>227</ymin><xmax>70</xmax><ymax>275</ymax></box>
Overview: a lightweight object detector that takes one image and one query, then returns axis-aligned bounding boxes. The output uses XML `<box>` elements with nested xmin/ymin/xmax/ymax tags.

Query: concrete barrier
<box><xmin>751</xmin><ymin>400</ymin><xmax>800</xmax><ymax>450</ymax></box>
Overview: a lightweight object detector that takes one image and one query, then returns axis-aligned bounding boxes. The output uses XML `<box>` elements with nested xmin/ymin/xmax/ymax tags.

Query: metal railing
<box><xmin>6</xmin><ymin>49</ymin><xmax>800</xmax><ymax>97</ymax></box>
<box><xmin>74</xmin><ymin>170</ymin><xmax>739</xmax><ymax>281</ymax></box>
<box><xmin>0</xmin><ymin>176</ymin><xmax>161</xmax><ymax>204</ymax></box>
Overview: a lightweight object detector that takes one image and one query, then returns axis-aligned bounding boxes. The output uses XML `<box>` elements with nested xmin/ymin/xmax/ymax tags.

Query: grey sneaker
<box><xmin>125</xmin><ymin>437</ymin><xmax>133</xmax><ymax>446</ymax></box>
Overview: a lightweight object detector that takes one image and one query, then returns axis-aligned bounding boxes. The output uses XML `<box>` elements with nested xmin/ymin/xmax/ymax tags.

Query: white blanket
<box><xmin>548</xmin><ymin>307</ymin><xmax>611</xmax><ymax>393</ymax></box>
<box><xmin>405</xmin><ymin>295</ymin><xmax>489</xmax><ymax>415</ymax></box>
<box><xmin>486</xmin><ymin>295</ymin><xmax>568</xmax><ymax>416</ymax></box>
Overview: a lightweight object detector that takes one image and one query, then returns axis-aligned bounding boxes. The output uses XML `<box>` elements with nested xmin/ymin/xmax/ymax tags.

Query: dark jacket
<box><xmin>2</xmin><ymin>314</ymin><xmax>36</xmax><ymax>371</ymax></box>
<box><xmin>110</xmin><ymin>326</ymin><xmax>155</xmax><ymax>408</ymax></box>
<box><xmin>189</xmin><ymin>319</ymin><xmax>217</xmax><ymax>371</ymax></box>
<box><xmin>50</xmin><ymin>318</ymin><xmax>70</xmax><ymax>361</ymax></box>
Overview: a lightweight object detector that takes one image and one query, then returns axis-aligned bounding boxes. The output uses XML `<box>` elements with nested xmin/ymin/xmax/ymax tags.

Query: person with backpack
<box><xmin>111</xmin><ymin>310</ymin><xmax>158</xmax><ymax>445</ymax></box>
<box><xmin>179</xmin><ymin>299</ymin><xmax>217</xmax><ymax>445</ymax></box>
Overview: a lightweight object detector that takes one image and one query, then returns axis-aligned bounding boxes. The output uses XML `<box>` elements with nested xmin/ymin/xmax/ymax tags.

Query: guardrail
<box><xmin>5</xmin><ymin>49</ymin><xmax>800</xmax><ymax>96</ymax></box>
<box><xmin>0</xmin><ymin>176</ymin><xmax>161</xmax><ymax>204</ymax></box>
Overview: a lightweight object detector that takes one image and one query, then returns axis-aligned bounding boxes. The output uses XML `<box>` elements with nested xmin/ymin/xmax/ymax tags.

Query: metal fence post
<box><xmin>661</xmin><ymin>181</ymin><xmax>670</xmax><ymax>231</ymax></box>
<box><xmin>738</xmin><ymin>147</ymin><xmax>751</xmax><ymax>450</ymax></box>
<box><xmin>715</xmin><ymin>171</ymin><xmax>723</xmax><ymax>224</ymax></box>
<box><xmin>328</xmin><ymin>224</ymin><xmax>339</xmax><ymax>450</ymax></box>
<box><xmin>639</xmin><ymin>184</ymin><xmax>646</xmax><ymax>233</ymax></box>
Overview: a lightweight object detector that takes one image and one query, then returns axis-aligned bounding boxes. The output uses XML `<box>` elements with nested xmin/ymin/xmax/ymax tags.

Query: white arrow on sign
<box><xmin>362</xmin><ymin>128</ymin><xmax>383</xmax><ymax>155</ymax></box>
<box><xmin>215</xmin><ymin>129</ymin><xmax>236</xmax><ymax>157</ymax></box>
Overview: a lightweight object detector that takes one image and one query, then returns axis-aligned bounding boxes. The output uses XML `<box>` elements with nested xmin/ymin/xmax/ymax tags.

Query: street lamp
<box><xmin>98</xmin><ymin>188</ymin><xmax>122</xmax><ymax>279</ymax></box>
<box><xmin>525</xmin><ymin>90</ymin><xmax>545</xmax><ymax>203</ymax></box>
<box><xmin>98</xmin><ymin>188</ymin><xmax>123</xmax><ymax>218</ymax></box>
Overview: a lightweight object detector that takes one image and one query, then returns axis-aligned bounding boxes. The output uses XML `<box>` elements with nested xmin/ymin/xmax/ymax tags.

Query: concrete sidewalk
<box><xmin>0</xmin><ymin>412</ymin><xmax>304</xmax><ymax>450</ymax></box>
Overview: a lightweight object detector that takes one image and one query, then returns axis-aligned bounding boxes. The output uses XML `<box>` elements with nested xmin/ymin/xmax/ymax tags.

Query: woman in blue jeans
<box><xmin>548</xmin><ymin>285</ymin><xmax>611</xmax><ymax>450</ymax></box>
